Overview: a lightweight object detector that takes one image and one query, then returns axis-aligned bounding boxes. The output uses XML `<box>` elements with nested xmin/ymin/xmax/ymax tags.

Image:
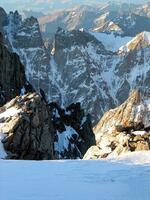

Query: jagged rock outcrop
<box><xmin>1</xmin><ymin>93</ymin><xmax>55</xmax><ymax>160</ymax></box>
<box><xmin>0</xmin><ymin>39</ymin><xmax>95</xmax><ymax>160</ymax></box>
<box><xmin>84</xmin><ymin>90</ymin><xmax>150</xmax><ymax>159</ymax></box>
<box><xmin>0</xmin><ymin>92</ymin><xmax>95</xmax><ymax>160</ymax></box>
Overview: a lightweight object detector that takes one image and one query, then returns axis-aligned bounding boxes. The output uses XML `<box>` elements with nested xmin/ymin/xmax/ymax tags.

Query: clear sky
<box><xmin>0</xmin><ymin>0</ymin><xmax>150</xmax><ymax>13</ymax></box>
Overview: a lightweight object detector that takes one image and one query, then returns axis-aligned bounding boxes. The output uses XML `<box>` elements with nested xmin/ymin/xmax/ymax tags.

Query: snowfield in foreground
<box><xmin>0</xmin><ymin>151</ymin><xmax>150</xmax><ymax>200</ymax></box>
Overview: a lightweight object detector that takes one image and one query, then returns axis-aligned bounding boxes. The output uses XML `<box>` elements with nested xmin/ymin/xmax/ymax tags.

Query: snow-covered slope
<box><xmin>1</xmin><ymin>157</ymin><xmax>150</xmax><ymax>200</ymax></box>
<box><xmin>114</xmin><ymin>151</ymin><xmax>150</xmax><ymax>165</ymax></box>
<box><xmin>90</xmin><ymin>32</ymin><xmax>132</xmax><ymax>52</ymax></box>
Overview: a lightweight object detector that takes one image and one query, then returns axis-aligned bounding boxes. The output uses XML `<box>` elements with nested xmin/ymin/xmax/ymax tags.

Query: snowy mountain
<box><xmin>47</xmin><ymin>28</ymin><xmax>150</xmax><ymax>124</ymax></box>
<box><xmin>1</xmin><ymin>2</ymin><xmax>150</xmax><ymax>199</ymax></box>
<box><xmin>2</xmin><ymin>3</ymin><xmax>150</xmax><ymax>126</ymax></box>
<box><xmin>0</xmin><ymin>8</ymin><xmax>55</xmax><ymax>100</ymax></box>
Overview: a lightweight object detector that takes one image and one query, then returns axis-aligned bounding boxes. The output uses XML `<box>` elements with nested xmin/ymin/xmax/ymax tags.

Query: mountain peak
<box><xmin>119</xmin><ymin>31</ymin><xmax>150</xmax><ymax>53</ymax></box>
<box><xmin>55</xmin><ymin>28</ymin><xmax>106</xmax><ymax>51</ymax></box>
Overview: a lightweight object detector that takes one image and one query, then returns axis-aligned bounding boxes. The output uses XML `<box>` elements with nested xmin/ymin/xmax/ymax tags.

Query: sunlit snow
<box><xmin>1</xmin><ymin>151</ymin><xmax>150</xmax><ymax>200</ymax></box>
<box><xmin>90</xmin><ymin>32</ymin><xmax>133</xmax><ymax>52</ymax></box>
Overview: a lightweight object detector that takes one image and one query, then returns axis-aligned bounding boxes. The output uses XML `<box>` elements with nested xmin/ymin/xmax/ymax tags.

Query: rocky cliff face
<box><xmin>0</xmin><ymin>42</ymin><xmax>28</xmax><ymax>105</ymax></box>
<box><xmin>84</xmin><ymin>90</ymin><xmax>150</xmax><ymax>159</ymax></box>
<box><xmin>49</xmin><ymin>28</ymin><xmax>116</xmax><ymax>124</ymax></box>
<box><xmin>0</xmin><ymin>93</ymin><xmax>95</xmax><ymax>160</ymax></box>
<box><xmin>0</xmin><ymin>35</ymin><xmax>95</xmax><ymax>160</ymax></box>
<box><xmin>49</xmin><ymin>28</ymin><xmax>150</xmax><ymax>124</ymax></box>
<box><xmin>0</xmin><ymin>9</ymin><xmax>52</xmax><ymax>97</ymax></box>
<box><xmin>1</xmin><ymin>93</ymin><xmax>55</xmax><ymax>160</ymax></box>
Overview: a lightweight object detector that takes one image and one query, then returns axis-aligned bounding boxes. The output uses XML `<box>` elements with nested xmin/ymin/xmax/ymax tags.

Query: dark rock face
<box><xmin>14</xmin><ymin>16</ymin><xmax>43</xmax><ymax>48</ymax></box>
<box><xmin>2</xmin><ymin>93</ymin><xmax>55</xmax><ymax>160</ymax></box>
<box><xmin>0</xmin><ymin>32</ymin><xmax>4</xmax><ymax>43</ymax></box>
<box><xmin>49</xmin><ymin>102</ymin><xmax>96</xmax><ymax>159</ymax></box>
<box><xmin>0</xmin><ymin>42</ymin><xmax>26</xmax><ymax>105</ymax></box>
<box><xmin>1</xmin><ymin>10</ymin><xmax>51</xmax><ymax>97</ymax></box>
<box><xmin>55</xmin><ymin>28</ymin><xmax>107</xmax><ymax>52</ymax></box>
<box><xmin>0</xmin><ymin>7</ymin><xmax>8</xmax><ymax>32</ymax></box>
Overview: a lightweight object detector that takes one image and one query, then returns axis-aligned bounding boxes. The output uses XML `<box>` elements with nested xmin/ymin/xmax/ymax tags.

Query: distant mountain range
<box><xmin>1</xmin><ymin>0</ymin><xmax>149</xmax><ymax>13</ymax></box>
<box><xmin>0</xmin><ymin>0</ymin><xmax>105</xmax><ymax>13</ymax></box>
<box><xmin>37</xmin><ymin>2</ymin><xmax>150</xmax><ymax>40</ymax></box>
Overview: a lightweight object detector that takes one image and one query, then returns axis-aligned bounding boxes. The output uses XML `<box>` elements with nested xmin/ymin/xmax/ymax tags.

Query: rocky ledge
<box><xmin>84</xmin><ymin>90</ymin><xmax>150</xmax><ymax>159</ymax></box>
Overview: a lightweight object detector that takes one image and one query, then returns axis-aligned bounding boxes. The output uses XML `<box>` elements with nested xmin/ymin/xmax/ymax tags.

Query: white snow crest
<box><xmin>90</xmin><ymin>32</ymin><xmax>133</xmax><ymax>52</ymax></box>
